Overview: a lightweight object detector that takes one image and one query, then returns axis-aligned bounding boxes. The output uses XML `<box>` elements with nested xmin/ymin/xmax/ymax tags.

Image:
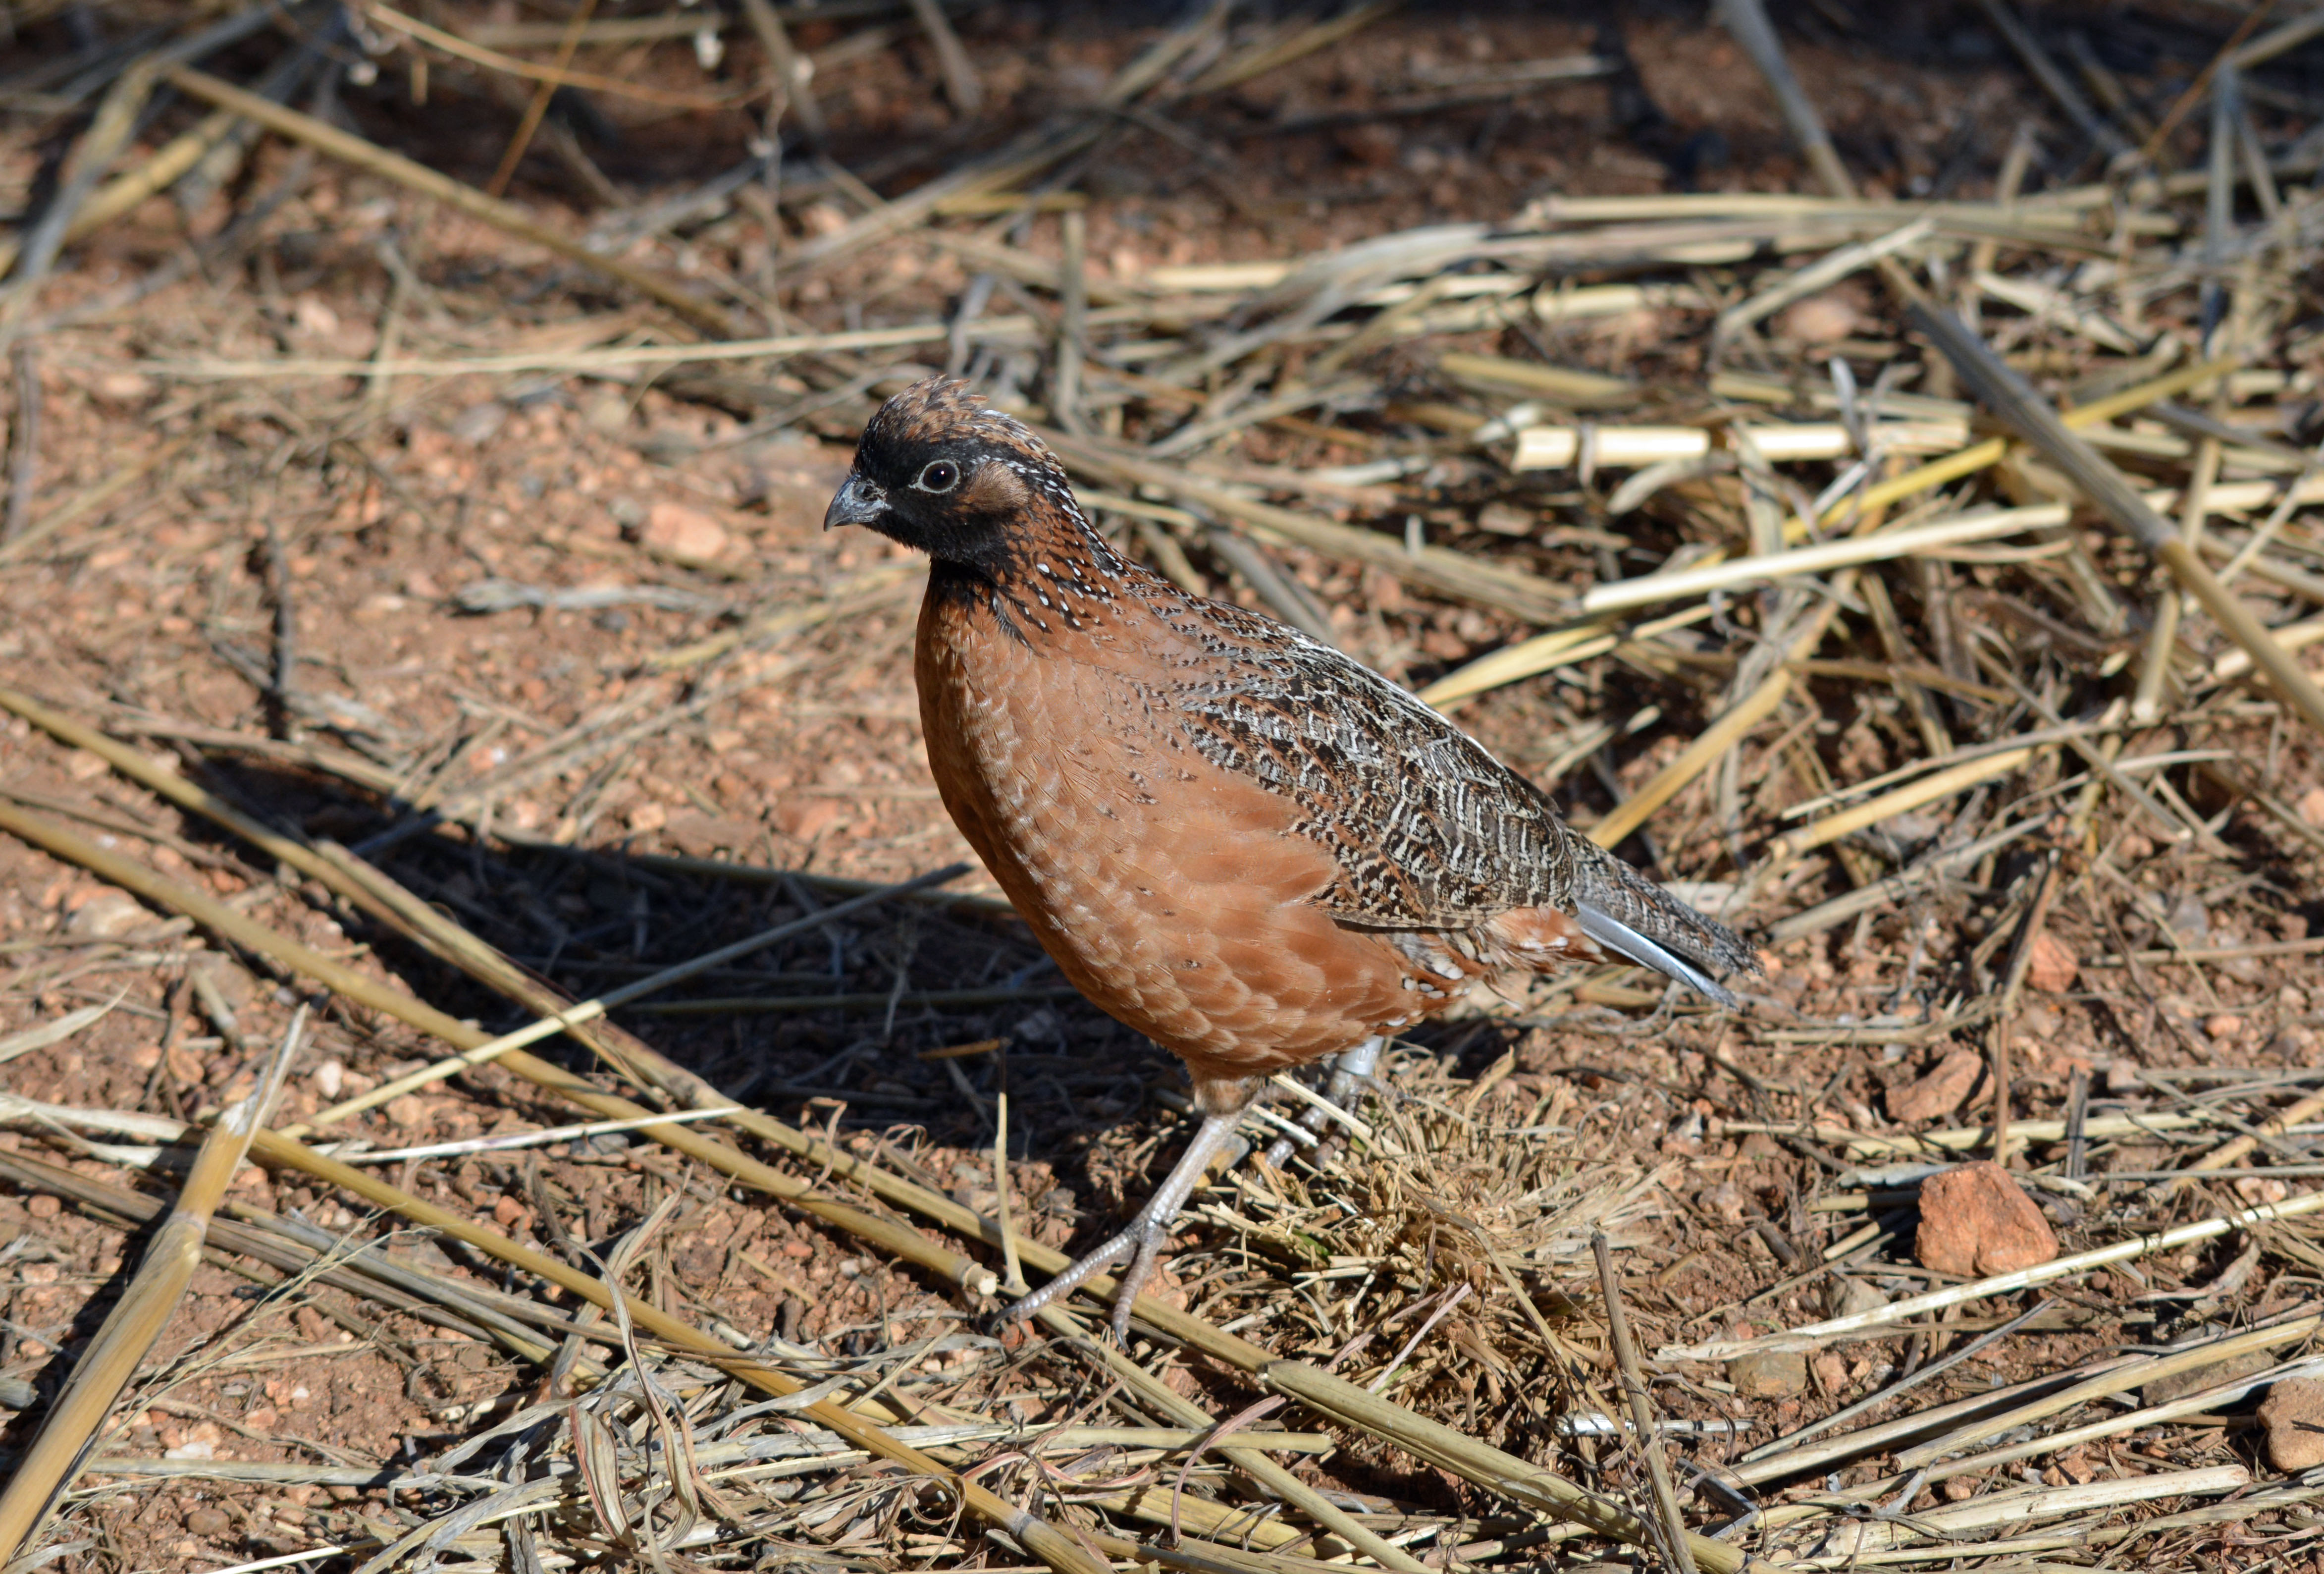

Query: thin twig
<box><xmin>1915</xmin><ymin>303</ymin><xmax>2324</xmax><ymax>741</ymax></box>
<box><xmin>163</xmin><ymin>66</ymin><xmax>735</xmax><ymax>336</ymax></box>
<box><xmin>1987</xmin><ymin>852</ymin><xmax>2061</xmax><ymax>1167</ymax></box>
<box><xmin>483</xmin><ymin>0</ymin><xmax>600</xmax><ymax>199</ymax></box>
<box><xmin>1593</xmin><ymin>1232</ymin><xmax>1696</xmax><ymax>1574</ymax></box>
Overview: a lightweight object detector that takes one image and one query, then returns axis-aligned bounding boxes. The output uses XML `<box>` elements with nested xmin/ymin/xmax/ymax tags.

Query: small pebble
<box><xmin>639</xmin><ymin>500</ymin><xmax>732</xmax><ymax>565</ymax></box>
<box><xmin>2259</xmin><ymin>1377</ymin><xmax>2324</xmax><ymax>1470</ymax></box>
<box><xmin>1777</xmin><ymin>292</ymin><xmax>1865</xmax><ymax>343</ymax></box>
<box><xmin>1727</xmin><ymin>1348</ymin><xmax>1807</xmax><ymax>1399</ymax></box>
<box><xmin>66</xmin><ymin>891</ymin><xmax>147</xmax><ymax>939</ymax></box>
<box><xmin>1887</xmin><ymin>1049</ymin><xmax>1984</xmax><ymax>1124</ymax></box>
<box><xmin>2024</xmin><ymin>932</ymin><xmax>2077</xmax><ymax>992</ymax></box>
<box><xmin>1825</xmin><ymin>1277</ymin><xmax>1888</xmax><ymax>1320</ymax></box>
<box><xmin>449</xmin><ymin>401</ymin><xmax>508</xmax><ymax>446</ymax></box>
<box><xmin>2144</xmin><ymin>1352</ymin><xmax>2274</xmax><ymax>1408</ymax></box>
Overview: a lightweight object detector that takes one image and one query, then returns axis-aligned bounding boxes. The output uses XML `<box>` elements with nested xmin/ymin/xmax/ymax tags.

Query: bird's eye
<box><xmin>914</xmin><ymin>460</ymin><xmax>960</xmax><ymax>494</ymax></box>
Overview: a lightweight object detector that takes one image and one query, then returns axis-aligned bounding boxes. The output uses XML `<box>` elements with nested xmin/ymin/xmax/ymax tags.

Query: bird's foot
<box><xmin>1261</xmin><ymin>1036</ymin><xmax>1383</xmax><ymax>1170</ymax></box>
<box><xmin>995</xmin><ymin>1205</ymin><xmax>1177</xmax><ymax>1343</ymax></box>
<box><xmin>993</xmin><ymin>1106</ymin><xmax>1246</xmax><ymax>1342</ymax></box>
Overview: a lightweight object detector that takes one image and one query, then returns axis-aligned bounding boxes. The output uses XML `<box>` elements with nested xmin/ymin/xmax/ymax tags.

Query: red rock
<box><xmin>66</xmin><ymin>890</ymin><xmax>148</xmax><ymax>939</ymax></box>
<box><xmin>1778</xmin><ymin>292</ymin><xmax>1865</xmax><ymax>344</ymax></box>
<box><xmin>1334</xmin><ymin>122</ymin><xmax>1400</xmax><ymax>167</ymax></box>
<box><xmin>1727</xmin><ymin>1349</ymin><xmax>1806</xmax><ymax>1397</ymax></box>
<box><xmin>1887</xmin><ymin>1049</ymin><xmax>1985</xmax><ymax>1123</ymax></box>
<box><xmin>2259</xmin><ymin>1378</ymin><xmax>2324</xmax><ymax>1470</ymax></box>
<box><xmin>640</xmin><ymin>501</ymin><xmax>732</xmax><ymax>564</ymax></box>
<box><xmin>1915</xmin><ymin>1162</ymin><xmax>2058</xmax><ymax>1277</ymax></box>
<box><xmin>773</xmin><ymin>798</ymin><xmax>845</xmax><ymax>840</ymax></box>
<box><xmin>667</xmin><ymin>811</ymin><xmax>763</xmax><ymax>857</ymax></box>
<box><xmin>2024</xmin><ymin>931</ymin><xmax>2077</xmax><ymax>992</ymax></box>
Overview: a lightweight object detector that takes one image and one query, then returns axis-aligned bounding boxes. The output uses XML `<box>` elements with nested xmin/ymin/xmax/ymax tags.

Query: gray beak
<box><xmin>823</xmin><ymin>472</ymin><xmax>888</xmax><ymax>532</ymax></box>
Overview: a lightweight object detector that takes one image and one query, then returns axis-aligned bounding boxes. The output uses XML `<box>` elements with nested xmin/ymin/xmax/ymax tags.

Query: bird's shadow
<box><xmin>148</xmin><ymin>749</ymin><xmax>1170</xmax><ymax>1256</ymax></box>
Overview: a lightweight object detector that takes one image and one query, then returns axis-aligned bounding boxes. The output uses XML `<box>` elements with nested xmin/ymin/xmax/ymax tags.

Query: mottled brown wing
<box><xmin>1160</xmin><ymin>598</ymin><xmax>1580</xmax><ymax>929</ymax></box>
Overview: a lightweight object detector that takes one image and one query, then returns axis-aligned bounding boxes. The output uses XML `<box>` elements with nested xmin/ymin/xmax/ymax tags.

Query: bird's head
<box><xmin>824</xmin><ymin>376</ymin><xmax>1078</xmax><ymax>575</ymax></box>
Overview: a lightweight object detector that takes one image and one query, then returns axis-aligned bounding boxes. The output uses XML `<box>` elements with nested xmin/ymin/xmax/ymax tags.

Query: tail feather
<box><xmin>1567</xmin><ymin>835</ymin><xmax>1757</xmax><ymax>1007</ymax></box>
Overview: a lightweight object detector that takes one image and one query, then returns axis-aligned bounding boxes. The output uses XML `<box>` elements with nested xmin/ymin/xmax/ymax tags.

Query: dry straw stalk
<box><xmin>0</xmin><ymin>1011</ymin><xmax>303</xmax><ymax>1564</ymax></box>
<box><xmin>242</xmin><ymin>1131</ymin><xmax>1111</xmax><ymax>1574</ymax></box>
<box><xmin>162</xmin><ymin>66</ymin><xmax>736</xmax><ymax>336</ymax></box>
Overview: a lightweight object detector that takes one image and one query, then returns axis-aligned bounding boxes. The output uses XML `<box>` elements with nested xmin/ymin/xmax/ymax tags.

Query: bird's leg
<box><xmin>1000</xmin><ymin>1106</ymin><xmax>1247</xmax><ymax>1341</ymax></box>
<box><xmin>1262</xmin><ymin>1036</ymin><xmax>1383</xmax><ymax>1170</ymax></box>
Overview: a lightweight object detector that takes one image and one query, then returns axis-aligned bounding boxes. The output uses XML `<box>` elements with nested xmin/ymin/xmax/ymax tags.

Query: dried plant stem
<box><xmin>1762</xmin><ymin>814</ymin><xmax>2049</xmax><ymax>942</ymax></box>
<box><xmin>1739</xmin><ymin>1298</ymin><xmax>2057</xmax><ymax>1467</ymax></box>
<box><xmin>0</xmin><ymin>1146</ymin><xmax>593</xmax><ymax>1374</ymax></box>
<box><xmin>0</xmin><ymin>50</ymin><xmax>159</xmax><ymax>338</ymax></box>
<box><xmin>993</xmin><ymin>1092</ymin><xmax>1025</xmax><ymax>1296</ymax></box>
<box><xmin>738</xmin><ymin>0</ymin><xmax>824</xmax><ymax>139</ymax></box>
<box><xmin>1593</xmin><ymin>1233</ymin><xmax>1696</xmax><ymax>1574</ymax></box>
<box><xmin>1048</xmin><ymin>1309</ymin><xmax>1429</xmax><ymax>1572</ymax></box>
<box><xmin>0</xmin><ymin>1010</ymin><xmax>301</xmax><ymax>1565</ymax></box>
<box><xmin>1914</xmin><ymin>304</ymin><xmax>2324</xmax><ymax>741</ymax></box>
<box><xmin>1044</xmin><ymin>429</ymin><xmax>1570</xmax><ymax>623</ymax></box>
<box><xmin>360</xmin><ymin>3</ymin><xmax>732</xmax><ymax>109</ymax></box>
<box><xmin>906</xmin><ymin>0</ymin><xmax>984</xmax><ymax>116</ymax></box>
<box><xmin>1987</xmin><ymin>853</ymin><xmax>2062</xmax><ymax>1166</ymax></box>
<box><xmin>1977</xmin><ymin>0</ymin><xmax>2129</xmax><ymax>160</ymax></box>
<box><xmin>1924</xmin><ymin>1351</ymin><xmax>2324</xmax><ymax>1484</ymax></box>
<box><xmin>1894</xmin><ymin>1312</ymin><xmax>2321</xmax><ymax>1468</ymax></box>
<box><xmin>1667</xmin><ymin>1188</ymin><xmax>2324</xmax><ymax>1361</ymax></box>
<box><xmin>1590</xmin><ymin>597</ymin><xmax>1842</xmax><ymax>851</ymax></box>
<box><xmin>483</xmin><ymin>0</ymin><xmax>599</xmax><ymax>199</ymax></box>
<box><xmin>1419</xmin><ymin>604</ymin><xmax>1721</xmax><ymax>708</ymax></box>
<box><xmin>2174</xmin><ymin>1088</ymin><xmax>2324</xmax><ymax>1185</ymax></box>
<box><xmin>245</xmin><ymin>1133</ymin><xmax>1110</xmax><ymax>1574</ymax></box>
<box><xmin>1730</xmin><ymin>1108</ymin><xmax>2215</xmax><ymax>1154</ymax></box>
<box><xmin>1834</xmin><ymin>354</ymin><xmax>2239</xmax><ymax>525</ymax></box>
<box><xmin>1729</xmin><ymin>1358</ymin><xmax>2132</xmax><ymax>1487</ymax></box>
<box><xmin>0</xmin><ymin>107</ymin><xmax>243</xmax><ymax>279</ymax></box>
<box><xmin>1261</xmin><ymin>1361</ymin><xmax>1746</xmax><ymax>1574</ymax></box>
<box><xmin>1763</xmin><ymin>744</ymin><xmax>2038</xmax><ymax>864</ymax></box>
<box><xmin>163</xmin><ymin>67</ymin><xmax>735</xmax><ymax>336</ymax></box>
<box><xmin>0</xmin><ymin>436</ymin><xmax>185</xmax><ymax>566</ymax></box>
<box><xmin>1715</xmin><ymin>0</ymin><xmax>1854</xmax><ymax>200</ymax></box>
<box><xmin>1582</xmin><ymin>504</ymin><xmax>2063</xmax><ymax>616</ymax></box>
<box><xmin>281</xmin><ymin>864</ymin><xmax>967</xmax><ymax>1134</ymax></box>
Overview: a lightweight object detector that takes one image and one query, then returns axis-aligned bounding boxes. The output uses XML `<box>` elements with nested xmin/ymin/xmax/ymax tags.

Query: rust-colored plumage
<box><xmin>826</xmin><ymin>376</ymin><xmax>1754</xmax><ymax>1334</ymax></box>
